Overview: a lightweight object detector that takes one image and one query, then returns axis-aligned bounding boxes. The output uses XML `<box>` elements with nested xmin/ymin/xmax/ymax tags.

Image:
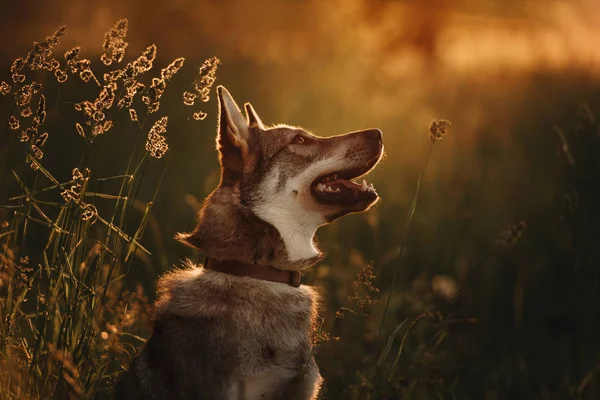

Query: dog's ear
<box><xmin>244</xmin><ymin>102</ymin><xmax>264</xmax><ymax>129</ymax></box>
<box><xmin>216</xmin><ymin>86</ymin><xmax>256</xmax><ymax>177</ymax></box>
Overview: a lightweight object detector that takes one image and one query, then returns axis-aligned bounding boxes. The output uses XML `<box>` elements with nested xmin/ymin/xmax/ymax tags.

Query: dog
<box><xmin>115</xmin><ymin>86</ymin><xmax>383</xmax><ymax>399</ymax></box>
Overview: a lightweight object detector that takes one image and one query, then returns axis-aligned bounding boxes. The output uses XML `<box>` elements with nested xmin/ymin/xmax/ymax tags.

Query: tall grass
<box><xmin>0</xmin><ymin>20</ymin><xmax>218</xmax><ymax>398</ymax></box>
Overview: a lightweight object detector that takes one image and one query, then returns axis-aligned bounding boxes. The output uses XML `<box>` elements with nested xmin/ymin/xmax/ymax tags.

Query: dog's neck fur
<box><xmin>180</xmin><ymin>184</ymin><xmax>322</xmax><ymax>271</ymax></box>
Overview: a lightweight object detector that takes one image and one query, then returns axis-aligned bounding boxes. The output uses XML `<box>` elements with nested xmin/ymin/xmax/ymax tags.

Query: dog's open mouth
<box><xmin>311</xmin><ymin>169</ymin><xmax>378</xmax><ymax>205</ymax></box>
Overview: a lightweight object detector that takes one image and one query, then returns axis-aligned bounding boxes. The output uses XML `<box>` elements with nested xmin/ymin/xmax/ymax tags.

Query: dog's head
<box><xmin>179</xmin><ymin>86</ymin><xmax>383</xmax><ymax>267</ymax></box>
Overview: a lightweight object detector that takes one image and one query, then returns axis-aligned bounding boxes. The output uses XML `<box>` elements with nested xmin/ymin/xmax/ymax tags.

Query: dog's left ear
<box><xmin>216</xmin><ymin>86</ymin><xmax>257</xmax><ymax>177</ymax></box>
<box><xmin>245</xmin><ymin>102</ymin><xmax>264</xmax><ymax>129</ymax></box>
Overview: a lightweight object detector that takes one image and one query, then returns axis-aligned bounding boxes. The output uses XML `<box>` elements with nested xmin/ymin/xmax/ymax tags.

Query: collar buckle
<box><xmin>289</xmin><ymin>271</ymin><xmax>302</xmax><ymax>288</ymax></box>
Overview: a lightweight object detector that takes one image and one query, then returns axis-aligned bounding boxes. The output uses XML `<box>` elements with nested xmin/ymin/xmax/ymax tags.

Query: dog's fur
<box><xmin>115</xmin><ymin>86</ymin><xmax>383</xmax><ymax>399</ymax></box>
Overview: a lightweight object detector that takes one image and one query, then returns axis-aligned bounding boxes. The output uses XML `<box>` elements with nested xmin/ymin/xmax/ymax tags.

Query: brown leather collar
<box><xmin>203</xmin><ymin>257</ymin><xmax>302</xmax><ymax>288</ymax></box>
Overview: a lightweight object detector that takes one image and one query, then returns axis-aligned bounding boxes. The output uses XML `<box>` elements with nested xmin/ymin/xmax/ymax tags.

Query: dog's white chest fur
<box><xmin>241</xmin><ymin>367</ymin><xmax>297</xmax><ymax>399</ymax></box>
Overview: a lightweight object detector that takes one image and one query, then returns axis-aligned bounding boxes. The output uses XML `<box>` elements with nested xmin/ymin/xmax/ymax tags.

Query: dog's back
<box><xmin>115</xmin><ymin>264</ymin><xmax>322</xmax><ymax>399</ymax></box>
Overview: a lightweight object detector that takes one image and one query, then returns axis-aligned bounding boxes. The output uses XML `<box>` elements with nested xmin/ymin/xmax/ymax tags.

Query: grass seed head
<box><xmin>183</xmin><ymin>91</ymin><xmax>196</xmax><ymax>106</ymax></box>
<box><xmin>0</xmin><ymin>81</ymin><xmax>10</xmax><ymax>95</ymax></box>
<box><xmin>193</xmin><ymin>111</ymin><xmax>207</xmax><ymax>120</ymax></box>
<box><xmin>101</xmin><ymin>19</ymin><xmax>129</xmax><ymax>66</ymax></box>
<box><xmin>129</xmin><ymin>108</ymin><xmax>138</xmax><ymax>122</ymax></box>
<box><xmin>193</xmin><ymin>57</ymin><xmax>220</xmax><ymax>103</ymax></box>
<box><xmin>23</xmin><ymin>25</ymin><xmax>67</xmax><ymax>72</ymax></box>
<box><xmin>8</xmin><ymin>116</ymin><xmax>19</xmax><ymax>130</ymax></box>
<box><xmin>20</xmin><ymin>107</ymin><xmax>32</xmax><ymax>118</ymax></box>
<box><xmin>146</xmin><ymin>116</ymin><xmax>169</xmax><ymax>158</ymax></box>
<box><xmin>54</xmin><ymin>68</ymin><xmax>68</xmax><ymax>83</ymax></box>
<box><xmin>429</xmin><ymin>119</ymin><xmax>451</xmax><ymax>143</ymax></box>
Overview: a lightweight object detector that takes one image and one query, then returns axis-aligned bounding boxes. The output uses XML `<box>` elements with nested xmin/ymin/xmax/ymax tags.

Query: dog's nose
<box><xmin>365</xmin><ymin>128</ymin><xmax>383</xmax><ymax>145</ymax></box>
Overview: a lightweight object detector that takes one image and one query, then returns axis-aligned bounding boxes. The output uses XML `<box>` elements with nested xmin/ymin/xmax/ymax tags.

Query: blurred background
<box><xmin>2</xmin><ymin>0</ymin><xmax>600</xmax><ymax>398</ymax></box>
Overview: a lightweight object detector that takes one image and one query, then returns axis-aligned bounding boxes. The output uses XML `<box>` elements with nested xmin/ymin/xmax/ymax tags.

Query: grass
<box><xmin>2</xmin><ymin>17</ymin><xmax>600</xmax><ymax>400</ymax></box>
<box><xmin>0</xmin><ymin>20</ymin><xmax>218</xmax><ymax>398</ymax></box>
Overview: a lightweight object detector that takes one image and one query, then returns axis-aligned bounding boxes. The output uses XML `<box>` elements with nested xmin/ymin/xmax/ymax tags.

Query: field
<box><xmin>1</xmin><ymin>1</ymin><xmax>600</xmax><ymax>399</ymax></box>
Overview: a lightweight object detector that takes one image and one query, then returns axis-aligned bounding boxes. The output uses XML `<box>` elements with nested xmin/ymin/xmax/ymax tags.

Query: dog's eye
<box><xmin>293</xmin><ymin>135</ymin><xmax>305</xmax><ymax>144</ymax></box>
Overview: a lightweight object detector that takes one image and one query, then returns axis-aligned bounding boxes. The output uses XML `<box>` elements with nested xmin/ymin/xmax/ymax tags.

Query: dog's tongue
<box><xmin>328</xmin><ymin>179</ymin><xmax>360</xmax><ymax>189</ymax></box>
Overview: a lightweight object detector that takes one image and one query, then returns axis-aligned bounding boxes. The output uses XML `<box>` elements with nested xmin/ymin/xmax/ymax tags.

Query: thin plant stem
<box><xmin>375</xmin><ymin>141</ymin><xmax>436</xmax><ymax>356</ymax></box>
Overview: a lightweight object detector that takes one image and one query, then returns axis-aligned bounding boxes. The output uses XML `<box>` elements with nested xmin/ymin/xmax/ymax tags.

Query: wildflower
<box><xmin>143</xmin><ymin>89</ymin><xmax>161</xmax><ymax>113</ymax></box>
<box><xmin>193</xmin><ymin>111</ymin><xmax>207</xmax><ymax>121</ymax></box>
<box><xmin>145</xmin><ymin>116</ymin><xmax>169</xmax><ymax>158</ymax></box>
<box><xmin>23</xmin><ymin>127</ymin><xmax>36</xmax><ymax>141</ymax></box>
<box><xmin>123</xmin><ymin>44</ymin><xmax>157</xmax><ymax>80</ymax></box>
<box><xmin>160</xmin><ymin>57</ymin><xmax>185</xmax><ymax>81</ymax></box>
<box><xmin>101</xmin><ymin>120</ymin><xmax>113</xmax><ymax>132</ymax></box>
<box><xmin>92</xmin><ymin>124</ymin><xmax>103</xmax><ymax>136</ymax></box>
<box><xmin>35</xmin><ymin>132</ymin><xmax>48</xmax><ymax>147</ymax></box>
<box><xmin>11</xmin><ymin>58</ymin><xmax>24</xmax><ymax>74</ymax></box>
<box><xmin>8</xmin><ymin>116</ymin><xmax>19</xmax><ymax>130</ymax></box>
<box><xmin>92</xmin><ymin>110</ymin><xmax>105</xmax><ymax>122</ymax></box>
<box><xmin>79</xmin><ymin>69</ymin><xmax>93</xmax><ymax>83</ymax></box>
<box><xmin>100</xmin><ymin>332</ymin><xmax>109</xmax><ymax>340</ymax></box>
<box><xmin>60</xmin><ymin>189</ymin><xmax>77</xmax><ymax>202</ymax></box>
<box><xmin>72</xmin><ymin>167</ymin><xmax>84</xmax><ymax>181</ymax></box>
<box><xmin>183</xmin><ymin>91</ymin><xmax>196</xmax><ymax>106</ymax></box>
<box><xmin>185</xmin><ymin>57</ymin><xmax>219</xmax><ymax>119</ymax></box>
<box><xmin>30</xmin><ymin>144</ymin><xmax>43</xmax><ymax>160</ymax></box>
<box><xmin>12</xmin><ymin>74</ymin><xmax>25</xmax><ymax>83</ymax></box>
<box><xmin>140</xmin><ymin>45</ymin><xmax>157</xmax><ymax>66</ymax></box>
<box><xmin>30</xmin><ymin>82</ymin><xmax>42</xmax><ymax>93</ymax></box>
<box><xmin>142</xmin><ymin>57</ymin><xmax>186</xmax><ymax>114</ymax></box>
<box><xmin>117</xmin><ymin>81</ymin><xmax>144</xmax><ymax>109</ymax></box>
<box><xmin>54</xmin><ymin>68</ymin><xmax>68</xmax><ymax>83</ymax></box>
<box><xmin>348</xmin><ymin>262</ymin><xmax>380</xmax><ymax>310</ymax></box>
<box><xmin>103</xmin><ymin>70</ymin><xmax>122</xmax><ymax>84</ymax></box>
<box><xmin>75</xmin><ymin>122</ymin><xmax>85</xmax><ymax>138</ymax></box>
<box><xmin>147</xmin><ymin>101</ymin><xmax>160</xmax><ymax>113</ymax></box>
<box><xmin>429</xmin><ymin>119</ymin><xmax>451</xmax><ymax>143</ymax></box>
<box><xmin>61</xmin><ymin>168</ymin><xmax>89</xmax><ymax>202</ymax></box>
<box><xmin>15</xmin><ymin>84</ymin><xmax>34</xmax><ymax>107</ymax></box>
<box><xmin>129</xmin><ymin>108</ymin><xmax>138</xmax><ymax>122</ymax></box>
<box><xmin>110</xmin><ymin>45</ymin><xmax>157</xmax><ymax>109</ymax></box>
<box><xmin>23</xmin><ymin>25</ymin><xmax>67</xmax><ymax>72</ymax></box>
<box><xmin>64</xmin><ymin>48</ymin><xmax>96</xmax><ymax>84</ymax></box>
<box><xmin>96</xmin><ymin>81</ymin><xmax>117</xmax><ymax>110</ymax></box>
<box><xmin>33</xmin><ymin>94</ymin><xmax>47</xmax><ymax>128</ymax></box>
<box><xmin>20</xmin><ymin>107</ymin><xmax>32</xmax><ymax>118</ymax></box>
<box><xmin>74</xmin><ymin>83</ymin><xmax>116</xmax><ymax>136</ymax></box>
<box><xmin>192</xmin><ymin>57</ymin><xmax>220</xmax><ymax>102</ymax></box>
<box><xmin>0</xmin><ymin>81</ymin><xmax>11</xmax><ymax>95</ymax></box>
<box><xmin>101</xmin><ymin>19</ymin><xmax>128</xmax><ymax>66</ymax></box>
<box><xmin>64</xmin><ymin>47</ymin><xmax>80</xmax><ymax>63</ymax></box>
<box><xmin>81</xmin><ymin>203</ymin><xmax>97</xmax><ymax>223</ymax></box>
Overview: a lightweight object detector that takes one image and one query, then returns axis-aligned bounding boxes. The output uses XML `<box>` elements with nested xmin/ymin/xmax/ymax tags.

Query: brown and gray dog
<box><xmin>115</xmin><ymin>86</ymin><xmax>383</xmax><ymax>399</ymax></box>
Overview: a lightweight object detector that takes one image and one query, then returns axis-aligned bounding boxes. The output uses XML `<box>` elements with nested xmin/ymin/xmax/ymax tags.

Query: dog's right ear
<box><xmin>216</xmin><ymin>86</ymin><xmax>256</xmax><ymax>177</ymax></box>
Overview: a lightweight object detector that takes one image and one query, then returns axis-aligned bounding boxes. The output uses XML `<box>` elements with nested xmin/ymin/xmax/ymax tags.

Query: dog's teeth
<box><xmin>333</xmin><ymin>174</ymin><xmax>338</xmax><ymax>180</ymax></box>
<box><xmin>316</xmin><ymin>183</ymin><xmax>325</xmax><ymax>191</ymax></box>
<box><xmin>335</xmin><ymin>188</ymin><xmax>341</xmax><ymax>192</ymax></box>
<box><xmin>325</xmin><ymin>186</ymin><xmax>333</xmax><ymax>192</ymax></box>
<box><xmin>369</xmin><ymin>183</ymin><xmax>375</xmax><ymax>191</ymax></box>
<box><xmin>361</xmin><ymin>179</ymin><xmax>368</xmax><ymax>191</ymax></box>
